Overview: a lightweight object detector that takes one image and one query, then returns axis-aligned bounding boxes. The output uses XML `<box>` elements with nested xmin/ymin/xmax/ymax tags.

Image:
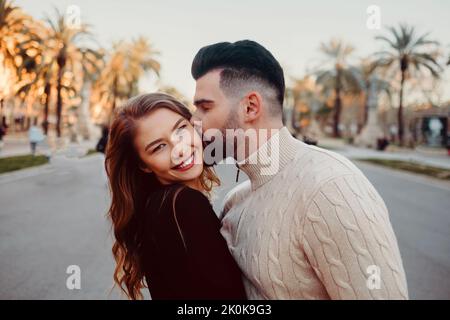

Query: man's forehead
<box><xmin>194</xmin><ymin>69</ymin><xmax>222</xmax><ymax>95</ymax></box>
<box><xmin>196</xmin><ymin>69</ymin><xmax>222</xmax><ymax>86</ymax></box>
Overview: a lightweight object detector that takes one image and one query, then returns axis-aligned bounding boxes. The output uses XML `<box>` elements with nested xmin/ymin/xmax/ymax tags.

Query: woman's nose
<box><xmin>171</xmin><ymin>136</ymin><xmax>191</xmax><ymax>163</ymax></box>
<box><xmin>177</xmin><ymin>147</ymin><xmax>184</xmax><ymax>158</ymax></box>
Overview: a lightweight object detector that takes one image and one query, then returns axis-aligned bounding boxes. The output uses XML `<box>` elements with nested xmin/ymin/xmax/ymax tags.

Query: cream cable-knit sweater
<box><xmin>220</xmin><ymin>127</ymin><xmax>408</xmax><ymax>300</ymax></box>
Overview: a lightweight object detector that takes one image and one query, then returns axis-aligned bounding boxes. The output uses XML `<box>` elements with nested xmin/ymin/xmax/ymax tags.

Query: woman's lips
<box><xmin>172</xmin><ymin>152</ymin><xmax>195</xmax><ymax>172</ymax></box>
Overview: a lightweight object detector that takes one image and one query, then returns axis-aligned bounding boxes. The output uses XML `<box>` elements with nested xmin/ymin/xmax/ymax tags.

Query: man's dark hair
<box><xmin>191</xmin><ymin>40</ymin><xmax>285</xmax><ymax>113</ymax></box>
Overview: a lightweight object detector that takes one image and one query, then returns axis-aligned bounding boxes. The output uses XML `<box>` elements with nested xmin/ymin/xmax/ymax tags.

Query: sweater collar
<box><xmin>236</xmin><ymin>126</ymin><xmax>299</xmax><ymax>190</ymax></box>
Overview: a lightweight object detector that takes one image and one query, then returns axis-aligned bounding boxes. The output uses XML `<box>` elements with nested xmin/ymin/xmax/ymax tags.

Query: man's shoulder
<box><xmin>219</xmin><ymin>180</ymin><xmax>252</xmax><ymax>220</ymax></box>
<box><xmin>290</xmin><ymin>143</ymin><xmax>363</xmax><ymax>184</ymax></box>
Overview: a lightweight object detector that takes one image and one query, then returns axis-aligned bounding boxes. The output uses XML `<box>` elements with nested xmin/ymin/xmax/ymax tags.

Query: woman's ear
<box><xmin>140</xmin><ymin>165</ymin><xmax>152</xmax><ymax>174</ymax></box>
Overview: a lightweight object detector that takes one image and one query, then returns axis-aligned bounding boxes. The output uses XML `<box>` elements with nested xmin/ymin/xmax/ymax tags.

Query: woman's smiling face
<box><xmin>134</xmin><ymin>107</ymin><xmax>204</xmax><ymax>186</ymax></box>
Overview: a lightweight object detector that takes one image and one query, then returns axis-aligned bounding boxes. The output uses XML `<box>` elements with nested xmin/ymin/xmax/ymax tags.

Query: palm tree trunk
<box><xmin>56</xmin><ymin>66</ymin><xmax>63</xmax><ymax>138</ymax></box>
<box><xmin>0</xmin><ymin>98</ymin><xmax>5</xmax><ymax>127</ymax></box>
<box><xmin>77</xmin><ymin>81</ymin><xmax>92</xmax><ymax>140</ymax></box>
<box><xmin>291</xmin><ymin>106</ymin><xmax>297</xmax><ymax>133</ymax></box>
<box><xmin>397</xmin><ymin>55</ymin><xmax>409</xmax><ymax>146</ymax></box>
<box><xmin>357</xmin><ymin>91</ymin><xmax>370</xmax><ymax>135</ymax></box>
<box><xmin>43</xmin><ymin>82</ymin><xmax>51</xmax><ymax>135</ymax></box>
<box><xmin>333</xmin><ymin>69</ymin><xmax>342</xmax><ymax>138</ymax></box>
<box><xmin>112</xmin><ymin>76</ymin><xmax>118</xmax><ymax>111</ymax></box>
<box><xmin>398</xmin><ymin>69</ymin><xmax>405</xmax><ymax>146</ymax></box>
<box><xmin>333</xmin><ymin>91</ymin><xmax>341</xmax><ymax>137</ymax></box>
<box><xmin>291</xmin><ymin>93</ymin><xmax>298</xmax><ymax>134</ymax></box>
<box><xmin>56</xmin><ymin>48</ymin><xmax>67</xmax><ymax>138</ymax></box>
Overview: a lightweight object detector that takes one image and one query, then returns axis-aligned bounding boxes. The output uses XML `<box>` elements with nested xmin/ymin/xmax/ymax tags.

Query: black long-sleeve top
<box><xmin>140</xmin><ymin>184</ymin><xmax>247</xmax><ymax>300</ymax></box>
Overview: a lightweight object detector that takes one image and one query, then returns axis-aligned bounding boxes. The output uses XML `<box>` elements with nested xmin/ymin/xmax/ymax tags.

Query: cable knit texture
<box><xmin>220</xmin><ymin>127</ymin><xmax>408</xmax><ymax>300</ymax></box>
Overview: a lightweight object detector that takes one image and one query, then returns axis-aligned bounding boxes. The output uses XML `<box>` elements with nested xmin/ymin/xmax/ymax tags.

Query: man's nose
<box><xmin>190</xmin><ymin>115</ymin><xmax>203</xmax><ymax>134</ymax></box>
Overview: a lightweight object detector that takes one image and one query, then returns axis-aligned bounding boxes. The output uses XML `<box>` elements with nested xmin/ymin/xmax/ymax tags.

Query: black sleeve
<box><xmin>174</xmin><ymin>187</ymin><xmax>247</xmax><ymax>300</ymax></box>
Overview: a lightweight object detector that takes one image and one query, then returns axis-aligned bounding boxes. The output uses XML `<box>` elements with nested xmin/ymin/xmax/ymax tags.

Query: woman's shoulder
<box><xmin>146</xmin><ymin>184</ymin><xmax>218</xmax><ymax>240</ymax></box>
<box><xmin>146</xmin><ymin>184</ymin><xmax>211</xmax><ymax>214</ymax></box>
<box><xmin>174</xmin><ymin>185</ymin><xmax>211</xmax><ymax>207</ymax></box>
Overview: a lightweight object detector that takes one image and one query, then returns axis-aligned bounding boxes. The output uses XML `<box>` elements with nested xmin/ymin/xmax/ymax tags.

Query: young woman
<box><xmin>105</xmin><ymin>93</ymin><xmax>246</xmax><ymax>300</ymax></box>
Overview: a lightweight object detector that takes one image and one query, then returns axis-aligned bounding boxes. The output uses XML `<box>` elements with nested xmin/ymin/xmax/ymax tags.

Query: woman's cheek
<box><xmin>191</xmin><ymin>127</ymin><xmax>203</xmax><ymax>149</ymax></box>
<box><xmin>181</xmin><ymin>130</ymin><xmax>194</xmax><ymax>147</ymax></box>
<box><xmin>155</xmin><ymin>149</ymin><xmax>173</xmax><ymax>173</ymax></box>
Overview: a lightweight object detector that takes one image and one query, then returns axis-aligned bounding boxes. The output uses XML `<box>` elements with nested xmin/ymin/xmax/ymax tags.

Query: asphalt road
<box><xmin>0</xmin><ymin>153</ymin><xmax>449</xmax><ymax>299</ymax></box>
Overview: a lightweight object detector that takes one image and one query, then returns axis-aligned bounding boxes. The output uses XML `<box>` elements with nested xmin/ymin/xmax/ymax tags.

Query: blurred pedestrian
<box><xmin>95</xmin><ymin>125</ymin><xmax>109</xmax><ymax>154</ymax></box>
<box><xmin>28</xmin><ymin>120</ymin><xmax>45</xmax><ymax>156</ymax></box>
<box><xmin>447</xmin><ymin>133</ymin><xmax>450</xmax><ymax>156</ymax></box>
<box><xmin>0</xmin><ymin>124</ymin><xmax>6</xmax><ymax>150</ymax></box>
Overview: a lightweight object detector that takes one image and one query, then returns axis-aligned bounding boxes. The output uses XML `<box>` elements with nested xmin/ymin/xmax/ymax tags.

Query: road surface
<box><xmin>0</xmin><ymin>153</ymin><xmax>449</xmax><ymax>299</ymax></box>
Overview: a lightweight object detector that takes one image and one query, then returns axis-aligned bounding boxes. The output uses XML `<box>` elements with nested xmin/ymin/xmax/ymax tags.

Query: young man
<box><xmin>190</xmin><ymin>40</ymin><xmax>408</xmax><ymax>299</ymax></box>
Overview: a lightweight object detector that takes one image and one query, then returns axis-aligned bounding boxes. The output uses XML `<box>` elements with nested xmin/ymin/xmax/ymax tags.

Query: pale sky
<box><xmin>16</xmin><ymin>0</ymin><xmax>450</xmax><ymax>102</ymax></box>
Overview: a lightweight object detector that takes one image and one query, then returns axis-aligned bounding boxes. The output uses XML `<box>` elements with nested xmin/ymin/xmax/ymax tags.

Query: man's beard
<box><xmin>220</xmin><ymin>108</ymin><xmax>240</xmax><ymax>160</ymax></box>
<box><xmin>203</xmin><ymin>109</ymin><xmax>239</xmax><ymax>166</ymax></box>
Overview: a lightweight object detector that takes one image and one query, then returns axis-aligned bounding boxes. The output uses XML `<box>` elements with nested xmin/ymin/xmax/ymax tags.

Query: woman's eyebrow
<box><xmin>171</xmin><ymin>117</ymin><xmax>185</xmax><ymax>131</ymax></box>
<box><xmin>144</xmin><ymin>117</ymin><xmax>186</xmax><ymax>152</ymax></box>
<box><xmin>144</xmin><ymin>138</ymin><xmax>163</xmax><ymax>152</ymax></box>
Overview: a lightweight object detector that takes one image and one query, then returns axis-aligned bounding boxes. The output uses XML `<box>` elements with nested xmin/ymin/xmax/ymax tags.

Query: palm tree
<box><xmin>289</xmin><ymin>76</ymin><xmax>321</xmax><ymax>134</ymax></box>
<box><xmin>372</xmin><ymin>24</ymin><xmax>442</xmax><ymax>146</ymax></box>
<box><xmin>44</xmin><ymin>7</ymin><xmax>98</xmax><ymax>137</ymax></box>
<box><xmin>0</xmin><ymin>0</ymin><xmax>27</xmax><ymax>68</ymax></box>
<box><xmin>358</xmin><ymin>59</ymin><xmax>391</xmax><ymax>132</ymax></box>
<box><xmin>15</xmin><ymin>9</ymin><xmax>101</xmax><ymax>137</ymax></box>
<box><xmin>76</xmin><ymin>47</ymin><xmax>104</xmax><ymax>139</ymax></box>
<box><xmin>159</xmin><ymin>85</ymin><xmax>190</xmax><ymax>108</ymax></box>
<box><xmin>93</xmin><ymin>41</ymin><xmax>130</xmax><ymax>115</ymax></box>
<box><xmin>15</xmin><ymin>23</ymin><xmax>56</xmax><ymax>134</ymax></box>
<box><xmin>126</xmin><ymin>36</ymin><xmax>160</xmax><ymax>98</ymax></box>
<box><xmin>0</xmin><ymin>0</ymin><xmax>29</xmax><ymax>121</ymax></box>
<box><xmin>93</xmin><ymin>38</ymin><xmax>160</xmax><ymax>120</ymax></box>
<box><xmin>316</xmin><ymin>39</ymin><xmax>362</xmax><ymax>137</ymax></box>
<box><xmin>16</xmin><ymin>60</ymin><xmax>55</xmax><ymax>134</ymax></box>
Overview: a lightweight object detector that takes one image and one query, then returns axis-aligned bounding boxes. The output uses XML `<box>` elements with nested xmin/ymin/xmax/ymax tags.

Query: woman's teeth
<box><xmin>176</xmin><ymin>153</ymin><xmax>194</xmax><ymax>169</ymax></box>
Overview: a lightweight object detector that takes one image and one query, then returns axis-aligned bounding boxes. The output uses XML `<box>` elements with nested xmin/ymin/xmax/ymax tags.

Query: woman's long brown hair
<box><xmin>104</xmin><ymin>93</ymin><xmax>220</xmax><ymax>299</ymax></box>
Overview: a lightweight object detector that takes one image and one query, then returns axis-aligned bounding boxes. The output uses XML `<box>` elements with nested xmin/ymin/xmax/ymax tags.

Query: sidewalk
<box><xmin>2</xmin><ymin>133</ymin><xmax>449</xmax><ymax>170</ymax></box>
<box><xmin>0</xmin><ymin>132</ymin><xmax>97</xmax><ymax>159</ymax></box>
<box><xmin>319</xmin><ymin>138</ymin><xmax>450</xmax><ymax>170</ymax></box>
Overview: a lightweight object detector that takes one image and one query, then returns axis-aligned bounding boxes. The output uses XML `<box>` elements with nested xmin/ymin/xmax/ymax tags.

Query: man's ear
<box><xmin>242</xmin><ymin>92</ymin><xmax>262</xmax><ymax>123</ymax></box>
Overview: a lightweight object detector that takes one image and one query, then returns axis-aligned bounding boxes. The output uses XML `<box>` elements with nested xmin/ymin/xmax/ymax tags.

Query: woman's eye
<box><xmin>177</xmin><ymin>124</ymin><xmax>188</xmax><ymax>132</ymax></box>
<box><xmin>152</xmin><ymin>144</ymin><xmax>165</xmax><ymax>153</ymax></box>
